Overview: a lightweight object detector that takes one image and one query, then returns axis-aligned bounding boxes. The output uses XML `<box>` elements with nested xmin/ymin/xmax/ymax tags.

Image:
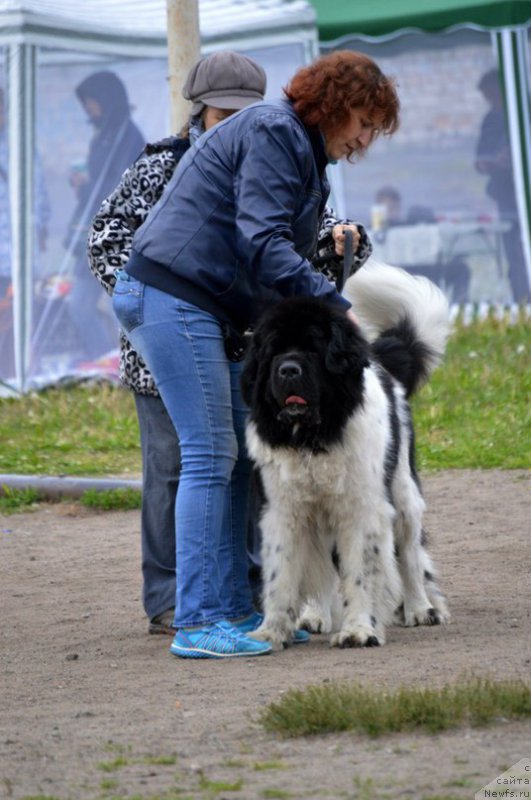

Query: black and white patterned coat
<box><xmin>87</xmin><ymin>138</ymin><xmax>372</xmax><ymax>396</ymax></box>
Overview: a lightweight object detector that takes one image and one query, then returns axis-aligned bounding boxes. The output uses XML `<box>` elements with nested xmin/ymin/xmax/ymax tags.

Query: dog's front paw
<box><xmin>330</xmin><ymin>624</ymin><xmax>382</xmax><ymax>648</ymax></box>
<box><xmin>403</xmin><ymin>604</ymin><xmax>447</xmax><ymax>627</ymax></box>
<box><xmin>248</xmin><ymin>625</ymin><xmax>289</xmax><ymax>651</ymax></box>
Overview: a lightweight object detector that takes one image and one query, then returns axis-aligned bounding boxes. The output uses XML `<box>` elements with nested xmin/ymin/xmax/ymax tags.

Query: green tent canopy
<box><xmin>309</xmin><ymin>0</ymin><xmax>531</xmax><ymax>42</ymax></box>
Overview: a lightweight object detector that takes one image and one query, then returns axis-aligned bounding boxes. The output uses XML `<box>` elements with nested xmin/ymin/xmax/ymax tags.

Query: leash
<box><xmin>336</xmin><ymin>228</ymin><xmax>354</xmax><ymax>294</ymax></box>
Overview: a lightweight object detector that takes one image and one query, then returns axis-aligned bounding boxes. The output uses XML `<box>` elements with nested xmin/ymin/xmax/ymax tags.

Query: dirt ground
<box><xmin>1</xmin><ymin>469</ymin><xmax>530</xmax><ymax>800</ymax></box>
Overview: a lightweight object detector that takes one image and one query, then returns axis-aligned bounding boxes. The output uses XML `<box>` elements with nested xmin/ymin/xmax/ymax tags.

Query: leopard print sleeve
<box><xmin>312</xmin><ymin>206</ymin><xmax>373</xmax><ymax>286</ymax></box>
<box><xmin>87</xmin><ymin>149</ymin><xmax>179</xmax><ymax>295</ymax></box>
<box><xmin>87</xmin><ymin>146</ymin><xmax>182</xmax><ymax>397</ymax></box>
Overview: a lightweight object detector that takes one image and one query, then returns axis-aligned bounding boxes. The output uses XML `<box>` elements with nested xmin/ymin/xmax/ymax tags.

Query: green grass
<box><xmin>0</xmin><ymin>485</ymin><xmax>41</xmax><ymax>513</ymax></box>
<box><xmin>259</xmin><ymin>676</ymin><xmax>531</xmax><ymax>738</ymax></box>
<box><xmin>412</xmin><ymin>312</ymin><xmax>529</xmax><ymax>470</ymax></box>
<box><xmin>80</xmin><ymin>487</ymin><xmax>142</xmax><ymax>510</ymax></box>
<box><xmin>0</xmin><ymin>381</ymin><xmax>140</xmax><ymax>476</ymax></box>
<box><xmin>97</xmin><ymin>756</ymin><xmax>130</xmax><ymax>772</ymax></box>
<box><xmin>198</xmin><ymin>775</ymin><xmax>243</xmax><ymax>792</ymax></box>
<box><xmin>0</xmin><ymin>316</ymin><xmax>528</xmax><ymax>480</ymax></box>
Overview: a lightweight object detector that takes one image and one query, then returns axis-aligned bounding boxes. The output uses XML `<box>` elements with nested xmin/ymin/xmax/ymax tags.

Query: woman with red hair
<box><xmin>286</xmin><ymin>50</ymin><xmax>399</xmax><ymax>163</ymax></box>
<box><xmin>112</xmin><ymin>51</ymin><xmax>400</xmax><ymax>660</ymax></box>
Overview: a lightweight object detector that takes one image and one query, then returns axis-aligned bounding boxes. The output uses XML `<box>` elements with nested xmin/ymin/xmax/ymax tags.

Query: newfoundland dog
<box><xmin>241</xmin><ymin>262</ymin><xmax>450</xmax><ymax>650</ymax></box>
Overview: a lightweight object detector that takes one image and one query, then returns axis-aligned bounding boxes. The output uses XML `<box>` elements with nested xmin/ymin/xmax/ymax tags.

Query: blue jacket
<box><xmin>127</xmin><ymin>99</ymin><xmax>350</xmax><ymax>330</ymax></box>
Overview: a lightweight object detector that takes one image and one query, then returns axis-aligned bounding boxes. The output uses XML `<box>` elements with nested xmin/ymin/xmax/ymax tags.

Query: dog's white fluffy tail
<box><xmin>344</xmin><ymin>259</ymin><xmax>450</xmax><ymax>373</ymax></box>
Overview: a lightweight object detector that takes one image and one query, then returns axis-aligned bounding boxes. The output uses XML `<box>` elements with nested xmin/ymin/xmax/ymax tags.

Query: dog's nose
<box><xmin>278</xmin><ymin>359</ymin><xmax>302</xmax><ymax>379</ymax></box>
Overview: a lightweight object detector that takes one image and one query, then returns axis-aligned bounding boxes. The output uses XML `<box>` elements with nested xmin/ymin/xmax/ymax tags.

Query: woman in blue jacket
<box><xmin>112</xmin><ymin>50</ymin><xmax>400</xmax><ymax>659</ymax></box>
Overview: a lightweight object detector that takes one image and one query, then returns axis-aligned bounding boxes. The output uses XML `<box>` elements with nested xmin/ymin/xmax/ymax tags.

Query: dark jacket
<box><xmin>66</xmin><ymin>71</ymin><xmax>145</xmax><ymax>265</ymax></box>
<box><xmin>127</xmin><ymin>99</ymin><xmax>351</xmax><ymax>330</ymax></box>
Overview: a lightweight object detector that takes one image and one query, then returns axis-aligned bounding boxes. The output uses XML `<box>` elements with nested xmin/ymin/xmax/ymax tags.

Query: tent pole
<box><xmin>7</xmin><ymin>43</ymin><xmax>35</xmax><ymax>393</ymax></box>
<box><xmin>166</xmin><ymin>0</ymin><xmax>201</xmax><ymax>135</ymax></box>
<box><xmin>494</xmin><ymin>28</ymin><xmax>531</xmax><ymax>300</ymax></box>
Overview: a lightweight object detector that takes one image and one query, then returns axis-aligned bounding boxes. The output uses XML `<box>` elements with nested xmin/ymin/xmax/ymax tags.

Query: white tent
<box><xmin>0</xmin><ymin>0</ymin><xmax>318</xmax><ymax>393</ymax></box>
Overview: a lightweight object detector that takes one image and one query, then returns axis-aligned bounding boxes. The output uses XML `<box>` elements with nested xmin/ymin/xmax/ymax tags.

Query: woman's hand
<box><xmin>332</xmin><ymin>224</ymin><xmax>360</xmax><ymax>257</ymax></box>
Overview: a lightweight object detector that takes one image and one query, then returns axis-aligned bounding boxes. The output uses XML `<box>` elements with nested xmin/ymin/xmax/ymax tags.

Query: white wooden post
<box><xmin>166</xmin><ymin>0</ymin><xmax>201</xmax><ymax>134</ymax></box>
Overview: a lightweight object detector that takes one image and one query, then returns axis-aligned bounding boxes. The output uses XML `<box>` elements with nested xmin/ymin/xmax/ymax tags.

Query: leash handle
<box><xmin>336</xmin><ymin>228</ymin><xmax>354</xmax><ymax>294</ymax></box>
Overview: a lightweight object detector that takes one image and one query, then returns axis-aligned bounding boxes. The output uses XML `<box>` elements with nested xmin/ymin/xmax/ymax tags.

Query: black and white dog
<box><xmin>241</xmin><ymin>262</ymin><xmax>450</xmax><ymax>650</ymax></box>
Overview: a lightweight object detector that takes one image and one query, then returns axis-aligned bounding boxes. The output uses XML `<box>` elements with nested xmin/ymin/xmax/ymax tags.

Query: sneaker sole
<box><xmin>170</xmin><ymin>644</ymin><xmax>271</xmax><ymax>659</ymax></box>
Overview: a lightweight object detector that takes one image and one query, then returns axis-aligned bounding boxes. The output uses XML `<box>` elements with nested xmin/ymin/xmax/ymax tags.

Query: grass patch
<box><xmin>0</xmin><ymin>486</ymin><xmax>42</xmax><ymax>513</ymax></box>
<box><xmin>97</xmin><ymin>756</ymin><xmax>130</xmax><ymax>772</ymax></box>
<box><xmin>198</xmin><ymin>775</ymin><xmax>243</xmax><ymax>792</ymax></box>
<box><xmin>80</xmin><ymin>487</ymin><xmax>142</xmax><ymax>511</ymax></box>
<box><xmin>99</xmin><ymin>778</ymin><xmax>119</xmax><ymax>790</ymax></box>
<box><xmin>0</xmin><ymin>382</ymin><xmax>140</xmax><ymax>476</ymax></box>
<box><xmin>260</xmin><ymin>676</ymin><xmax>531</xmax><ymax>738</ymax></box>
<box><xmin>140</xmin><ymin>754</ymin><xmax>177</xmax><ymax>766</ymax></box>
<box><xmin>0</xmin><ymin>317</ymin><xmax>528</xmax><ymax>477</ymax></box>
<box><xmin>412</xmin><ymin>313</ymin><xmax>529</xmax><ymax>469</ymax></box>
<box><xmin>253</xmin><ymin>760</ymin><xmax>287</xmax><ymax>771</ymax></box>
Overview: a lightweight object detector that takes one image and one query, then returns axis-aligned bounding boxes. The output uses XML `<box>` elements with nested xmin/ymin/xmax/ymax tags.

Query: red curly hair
<box><xmin>284</xmin><ymin>51</ymin><xmax>399</xmax><ymax>146</ymax></box>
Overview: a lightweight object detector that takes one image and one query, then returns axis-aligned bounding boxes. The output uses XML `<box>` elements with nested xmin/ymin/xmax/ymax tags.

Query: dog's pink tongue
<box><xmin>285</xmin><ymin>395</ymin><xmax>307</xmax><ymax>406</ymax></box>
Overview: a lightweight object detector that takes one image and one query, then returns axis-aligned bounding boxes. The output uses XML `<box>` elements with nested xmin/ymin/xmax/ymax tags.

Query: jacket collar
<box><xmin>280</xmin><ymin>98</ymin><xmax>328</xmax><ymax>176</ymax></box>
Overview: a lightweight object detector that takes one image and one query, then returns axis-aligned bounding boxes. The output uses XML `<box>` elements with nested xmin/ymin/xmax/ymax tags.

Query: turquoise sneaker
<box><xmin>232</xmin><ymin>611</ymin><xmax>311</xmax><ymax>644</ymax></box>
<box><xmin>170</xmin><ymin>620</ymin><xmax>272</xmax><ymax>659</ymax></box>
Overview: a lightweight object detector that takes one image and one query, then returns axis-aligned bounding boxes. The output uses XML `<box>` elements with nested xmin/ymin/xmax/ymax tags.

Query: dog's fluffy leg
<box><xmin>249</xmin><ymin>504</ymin><xmax>309</xmax><ymax>650</ymax></box>
<box><xmin>329</xmin><ymin>500</ymin><xmax>399</xmax><ymax>648</ymax></box>
<box><xmin>392</xmin><ymin>469</ymin><xmax>450</xmax><ymax>626</ymax></box>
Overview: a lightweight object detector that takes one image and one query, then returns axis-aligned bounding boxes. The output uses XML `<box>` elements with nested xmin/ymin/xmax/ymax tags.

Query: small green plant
<box><xmin>100</xmin><ymin>777</ymin><xmax>119</xmax><ymax>790</ymax></box>
<box><xmin>103</xmin><ymin>740</ymin><xmax>131</xmax><ymax>753</ymax></box>
<box><xmin>260</xmin><ymin>677</ymin><xmax>531</xmax><ymax>738</ymax></box>
<box><xmin>353</xmin><ymin>775</ymin><xmax>377</xmax><ymax>800</ymax></box>
<box><xmin>421</xmin><ymin>795</ymin><xmax>466</xmax><ymax>800</ymax></box>
<box><xmin>198</xmin><ymin>774</ymin><xmax>243</xmax><ymax>791</ymax></box>
<box><xmin>80</xmin><ymin>487</ymin><xmax>141</xmax><ymax>511</ymax></box>
<box><xmin>253</xmin><ymin>760</ymin><xmax>287</xmax><ymax>771</ymax></box>
<box><xmin>261</xmin><ymin>790</ymin><xmax>292</xmax><ymax>799</ymax></box>
<box><xmin>97</xmin><ymin>755</ymin><xmax>130</xmax><ymax>772</ymax></box>
<box><xmin>0</xmin><ymin>485</ymin><xmax>41</xmax><ymax>513</ymax></box>
<box><xmin>20</xmin><ymin>796</ymin><xmax>62</xmax><ymax>800</ymax></box>
<box><xmin>141</xmin><ymin>754</ymin><xmax>177</xmax><ymax>766</ymax></box>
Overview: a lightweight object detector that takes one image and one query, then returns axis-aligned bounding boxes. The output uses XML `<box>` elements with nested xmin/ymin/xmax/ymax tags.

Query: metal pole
<box><xmin>166</xmin><ymin>0</ymin><xmax>201</xmax><ymax>134</ymax></box>
<box><xmin>7</xmin><ymin>43</ymin><xmax>35</xmax><ymax>393</ymax></box>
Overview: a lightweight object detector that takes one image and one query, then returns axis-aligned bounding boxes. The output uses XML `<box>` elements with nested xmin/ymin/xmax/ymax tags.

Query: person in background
<box><xmin>373</xmin><ymin>185</ymin><xmax>471</xmax><ymax>305</ymax></box>
<box><xmin>475</xmin><ymin>68</ymin><xmax>530</xmax><ymax>304</ymax></box>
<box><xmin>66</xmin><ymin>71</ymin><xmax>144</xmax><ymax>363</ymax></box>
<box><xmin>111</xmin><ymin>50</ymin><xmax>397</xmax><ymax>659</ymax></box>
<box><xmin>89</xmin><ymin>50</ymin><xmax>371</xmax><ymax>638</ymax></box>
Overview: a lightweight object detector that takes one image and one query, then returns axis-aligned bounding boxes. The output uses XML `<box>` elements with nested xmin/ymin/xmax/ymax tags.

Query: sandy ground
<box><xmin>0</xmin><ymin>468</ymin><xmax>530</xmax><ymax>800</ymax></box>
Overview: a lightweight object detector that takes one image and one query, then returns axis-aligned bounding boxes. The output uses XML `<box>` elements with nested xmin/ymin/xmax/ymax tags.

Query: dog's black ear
<box><xmin>241</xmin><ymin>329</ymin><xmax>275</xmax><ymax>406</ymax></box>
<box><xmin>325</xmin><ymin>316</ymin><xmax>370</xmax><ymax>375</ymax></box>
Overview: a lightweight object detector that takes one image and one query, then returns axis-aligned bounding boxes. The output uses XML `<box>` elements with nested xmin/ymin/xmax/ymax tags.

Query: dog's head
<box><xmin>241</xmin><ymin>297</ymin><xmax>370</xmax><ymax>450</ymax></box>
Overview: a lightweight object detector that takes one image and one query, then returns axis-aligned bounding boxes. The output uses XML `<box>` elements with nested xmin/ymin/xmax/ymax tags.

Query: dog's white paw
<box><xmin>248</xmin><ymin>625</ymin><xmax>290</xmax><ymax>651</ymax></box>
<box><xmin>403</xmin><ymin>604</ymin><xmax>447</xmax><ymax>627</ymax></box>
<box><xmin>330</xmin><ymin>624</ymin><xmax>382</xmax><ymax>648</ymax></box>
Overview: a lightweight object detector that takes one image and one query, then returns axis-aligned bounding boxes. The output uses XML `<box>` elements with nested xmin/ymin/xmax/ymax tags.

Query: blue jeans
<box><xmin>112</xmin><ymin>272</ymin><xmax>254</xmax><ymax>628</ymax></box>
